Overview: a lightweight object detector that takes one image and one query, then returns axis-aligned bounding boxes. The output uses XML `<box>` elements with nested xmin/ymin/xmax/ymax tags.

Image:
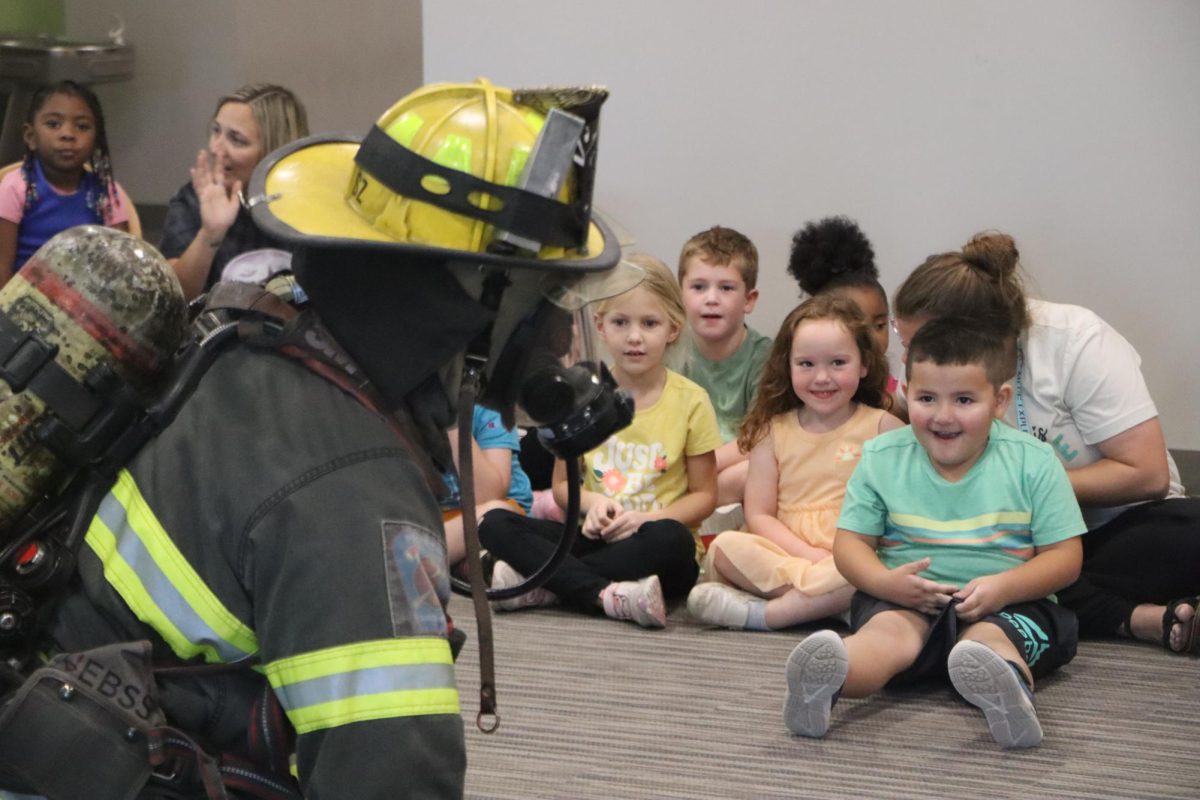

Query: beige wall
<box><xmin>65</xmin><ymin>0</ymin><xmax>423</xmax><ymax>203</ymax></box>
<box><xmin>425</xmin><ymin>0</ymin><xmax>1200</xmax><ymax>450</ymax></box>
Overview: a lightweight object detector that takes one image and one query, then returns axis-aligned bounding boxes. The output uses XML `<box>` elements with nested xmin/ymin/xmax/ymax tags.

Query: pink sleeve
<box><xmin>105</xmin><ymin>179</ymin><xmax>130</xmax><ymax>227</ymax></box>
<box><xmin>0</xmin><ymin>169</ymin><xmax>28</xmax><ymax>224</ymax></box>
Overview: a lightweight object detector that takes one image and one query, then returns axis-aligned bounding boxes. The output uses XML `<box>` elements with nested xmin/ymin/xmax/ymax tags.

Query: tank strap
<box><xmin>147</xmin><ymin>725</ymin><xmax>301</xmax><ymax>800</ymax></box>
<box><xmin>0</xmin><ymin>309</ymin><xmax>146</xmax><ymax>468</ymax></box>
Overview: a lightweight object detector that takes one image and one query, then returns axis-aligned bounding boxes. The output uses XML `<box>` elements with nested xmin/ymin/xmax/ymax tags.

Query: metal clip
<box><xmin>239</xmin><ymin>191</ymin><xmax>282</xmax><ymax>210</ymax></box>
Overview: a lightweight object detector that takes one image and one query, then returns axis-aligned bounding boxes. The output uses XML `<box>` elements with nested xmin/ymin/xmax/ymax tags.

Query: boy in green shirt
<box><xmin>677</xmin><ymin>226</ymin><xmax>772</xmax><ymax>505</ymax></box>
<box><xmin>783</xmin><ymin>318</ymin><xmax>1085</xmax><ymax>748</ymax></box>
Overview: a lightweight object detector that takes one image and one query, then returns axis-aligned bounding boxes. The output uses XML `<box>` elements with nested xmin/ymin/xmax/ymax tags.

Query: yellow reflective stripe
<box><xmin>432</xmin><ymin>133</ymin><xmax>472</xmax><ymax>173</ymax></box>
<box><xmin>86</xmin><ymin>511</ymin><xmax>206</xmax><ymax>661</ymax></box>
<box><xmin>888</xmin><ymin>510</ymin><xmax>1031</xmax><ymax>532</ymax></box>
<box><xmin>285</xmin><ymin>687</ymin><xmax>460</xmax><ymax>734</ymax></box>
<box><xmin>385</xmin><ymin>111</ymin><xmax>424</xmax><ymax>148</ymax></box>
<box><xmin>523</xmin><ymin>109</ymin><xmax>545</xmax><ymax>134</ymax></box>
<box><xmin>267</xmin><ymin>637</ymin><xmax>452</xmax><ymax>682</ymax></box>
<box><xmin>266</xmin><ymin>638</ymin><xmax>459</xmax><ymax>734</ymax></box>
<box><xmin>85</xmin><ymin>469</ymin><xmax>258</xmax><ymax>662</ymax></box>
<box><xmin>504</xmin><ymin>143</ymin><xmax>531</xmax><ymax>187</ymax></box>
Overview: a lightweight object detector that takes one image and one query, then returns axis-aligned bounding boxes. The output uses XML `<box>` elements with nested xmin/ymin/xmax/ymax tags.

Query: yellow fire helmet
<box><xmin>249</xmin><ymin>78</ymin><xmax>618</xmax><ymax>273</ymax></box>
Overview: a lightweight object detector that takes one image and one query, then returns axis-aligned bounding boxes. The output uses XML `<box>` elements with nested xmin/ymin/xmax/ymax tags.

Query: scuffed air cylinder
<box><xmin>0</xmin><ymin>226</ymin><xmax>186</xmax><ymax>531</ymax></box>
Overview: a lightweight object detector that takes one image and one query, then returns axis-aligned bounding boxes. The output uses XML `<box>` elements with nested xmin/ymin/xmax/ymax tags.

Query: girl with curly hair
<box><xmin>688</xmin><ymin>295</ymin><xmax>903</xmax><ymax>629</ymax></box>
<box><xmin>788</xmin><ymin>215</ymin><xmax>904</xmax><ymax>413</ymax></box>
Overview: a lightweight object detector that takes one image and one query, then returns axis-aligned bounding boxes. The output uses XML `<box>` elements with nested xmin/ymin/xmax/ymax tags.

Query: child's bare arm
<box><xmin>834</xmin><ymin>530</ymin><xmax>959</xmax><ymax>614</ymax></box>
<box><xmin>953</xmin><ymin>536</ymin><xmax>1083</xmax><ymax>622</ymax></box>
<box><xmin>744</xmin><ymin>435</ymin><xmax>829</xmax><ymax>559</ymax></box>
<box><xmin>471</xmin><ymin>440</ymin><xmax>511</xmax><ymax>504</ymax></box>
<box><xmin>713</xmin><ymin>439</ymin><xmax>747</xmax><ymax>473</ymax></box>
<box><xmin>447</xmin><ymin>427</ymin><xmax>509</xmax><ymax>504</ymax></box>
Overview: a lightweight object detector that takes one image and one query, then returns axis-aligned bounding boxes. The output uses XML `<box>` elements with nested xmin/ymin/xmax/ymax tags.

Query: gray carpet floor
<box><xmin>449</xmin><ymin>596</ymin><xmax>1200</xmax><ymax>799</ymax></box>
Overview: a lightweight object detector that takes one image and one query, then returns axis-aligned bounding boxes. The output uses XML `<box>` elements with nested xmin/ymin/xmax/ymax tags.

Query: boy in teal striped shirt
<box><xmin>783</xmin><ymin>317</ymin><xmax>1086</xmax><ymax>748</ymax></box>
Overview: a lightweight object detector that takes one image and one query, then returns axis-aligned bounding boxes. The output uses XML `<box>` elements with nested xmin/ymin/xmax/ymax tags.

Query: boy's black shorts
<box><xmin>849</xmin><ymin>592</ymin><xmax>1079</xmax><ymax>686</ymax></box>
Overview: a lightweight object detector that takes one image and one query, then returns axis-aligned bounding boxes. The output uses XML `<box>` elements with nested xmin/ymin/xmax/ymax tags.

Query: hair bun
<box><xmin>962</xmin><ymin>231</ymin><xmax>1019</xmax><ymax>278</ymax></box>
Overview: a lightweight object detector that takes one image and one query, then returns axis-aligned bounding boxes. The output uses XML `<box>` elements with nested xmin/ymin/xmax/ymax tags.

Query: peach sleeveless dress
<box><xmin>703</xmin><ymin>403</ymin><xmax>886</xmax><ymax>596</ymax></box>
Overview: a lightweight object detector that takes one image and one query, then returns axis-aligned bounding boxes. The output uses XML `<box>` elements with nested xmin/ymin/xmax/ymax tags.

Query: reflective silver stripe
<box><xmin>94</xmin><ymin>490</ymin><xmax>255</xmax><ymax>663</ymax></box>
<box><xmin>273</xmin><ymin>662</ymin><xmax>457</xmax><ymax>712</ymax></box>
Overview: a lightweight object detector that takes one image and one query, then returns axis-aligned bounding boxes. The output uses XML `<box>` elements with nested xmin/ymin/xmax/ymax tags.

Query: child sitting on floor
<box><xmin>784</xmin><ymin>317</ymin><xmax>1085</xmax><ymax>749</ymax></box>
<box><xmin>677</xmin><ymin>226</ymin><xmax>772</xmax><ymax>505</ymax></box>
<box><xmin>688</xmin><ymin>295</ymin><xmax>903</xmax><ymax>629</ymax></box>
<box><xmin>442</xmin><ymin>404</ymin><xmax>534</xmax><ymax>568</ymax></box>
<box><xmin>478</xmin><ymin>254</ymin><xmax>719</xmax><ymax>628</ymax></box>
<box><xmin>787</xmin><ymin>215</ymin><xmax>904</xmax><ymax>415</ymax></box>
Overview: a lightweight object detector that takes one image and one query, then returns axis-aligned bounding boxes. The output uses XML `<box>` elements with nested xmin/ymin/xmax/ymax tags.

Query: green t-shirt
<box><xmin>837</xmin><ymin>420</ymin><xmax>1086</xmax><ymax>590</ymax></box>
<box><xmin>682</xmin><ymin>325</ymin><xmax>772</xmax><ymax>443</ymax></box>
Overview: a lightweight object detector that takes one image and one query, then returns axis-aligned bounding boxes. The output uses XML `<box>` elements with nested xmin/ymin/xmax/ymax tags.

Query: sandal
<box><xmin>1161</xmin><ymin>597</ymin><xmax>1200</xmax><ymax>655</ymax></box>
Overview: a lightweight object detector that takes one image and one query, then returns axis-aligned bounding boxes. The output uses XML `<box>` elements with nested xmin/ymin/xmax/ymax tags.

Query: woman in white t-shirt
<box><xmin>890</xmin><ymin>231</ymin><xmax>1198</xmax><ymax>655</ymax></box>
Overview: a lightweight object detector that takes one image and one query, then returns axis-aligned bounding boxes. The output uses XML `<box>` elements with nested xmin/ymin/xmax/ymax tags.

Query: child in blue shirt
<box><xmin>0</xmin><ymin>81</ymin><xmax>128</xmax><ymax>285</ymax></box>
<box><xmin>442</xmin><ymin>405</ymin><xmax>533</xmax><ymax>566</ymax></box>
<box><xmin>784</xmin><ymin>317</ymin><xmax>1086</xmax><ymax>749</ymax></box>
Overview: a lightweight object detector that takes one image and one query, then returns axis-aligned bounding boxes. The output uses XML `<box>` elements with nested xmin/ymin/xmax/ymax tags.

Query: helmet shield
<box><xmin>452</xmin><ymin>259</ymin><xmax>643</xmax><ymax>431</ymax></box>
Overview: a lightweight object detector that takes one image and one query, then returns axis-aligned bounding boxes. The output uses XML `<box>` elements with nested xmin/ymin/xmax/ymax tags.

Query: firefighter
<box><xmin>0</xmin><ymin>78</ymin><xmax>624</xmax><ymax>799</ymax></box>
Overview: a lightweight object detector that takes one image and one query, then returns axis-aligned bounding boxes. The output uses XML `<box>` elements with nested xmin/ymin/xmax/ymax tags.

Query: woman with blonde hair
<box><xmin>160</xmin><ymin>83</ymin><xmax>308</xmax><ymax>299</ymax></box>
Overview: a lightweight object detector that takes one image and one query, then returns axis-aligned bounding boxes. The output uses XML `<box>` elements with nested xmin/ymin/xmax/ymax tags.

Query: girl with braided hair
<box><xmin>0</xmin><ymin>80</ymin><xmax>128</xmax><ymax>285</ymax></box>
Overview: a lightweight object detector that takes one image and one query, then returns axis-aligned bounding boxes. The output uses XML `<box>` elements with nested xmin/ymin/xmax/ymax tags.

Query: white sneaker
<box><xmin>948</xmin><ymin>640</ymin><xmax>1042</xmax><ymax>749</ymax></box>
<box><xmin>601</xmin><ymin>575</ymin><xmax>667</xmax><ymax>628</ymax></box>
<box><xmin>687</xmin><ymin>582</ymin><xmax>764</xmax><ymax>629</ymax></box>
<box><xmin>783</xmin><ymin>630</ymin><xmax>848</xmax><ymax>738</ymax></box>
<box><xmin>490</xmin><ymin>560</ymin><xmax>557</xmax><ymax>611</ymax></box>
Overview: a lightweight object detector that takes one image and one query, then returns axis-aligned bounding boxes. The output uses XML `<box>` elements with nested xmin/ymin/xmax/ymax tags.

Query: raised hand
<box><xmin>189</xmin><ymin>149</ymin><xmax>240</xmax><ymax>244</ymax></box>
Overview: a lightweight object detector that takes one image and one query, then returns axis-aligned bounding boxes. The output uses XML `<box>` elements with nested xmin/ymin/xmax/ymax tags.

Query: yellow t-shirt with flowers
<box><xmin>581</xmin><ymin>369</ymin><xmax>721</xmax><ymax>561</ymax></box>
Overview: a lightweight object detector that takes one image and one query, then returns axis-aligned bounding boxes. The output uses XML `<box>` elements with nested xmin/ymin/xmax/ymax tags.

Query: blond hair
<box><xmin>597</xmin><ymin>253</ymin><xmax>689</xmax><ymax>369</ymax></box>
<box><xmin>215</xmin><ymin>83</ymin><xmax>309</xmax><ymax>155</ymax></box>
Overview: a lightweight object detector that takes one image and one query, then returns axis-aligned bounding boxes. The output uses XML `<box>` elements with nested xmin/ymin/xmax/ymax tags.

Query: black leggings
<box><xmin>1057</xmin><ymin>497</ymin><xmax>1200</xmax><ymax>637</ymax></box>
<box><xmin>477</xmin><ymin>509</ymin><xmax>699</xmax><ymax>611</ymax></box>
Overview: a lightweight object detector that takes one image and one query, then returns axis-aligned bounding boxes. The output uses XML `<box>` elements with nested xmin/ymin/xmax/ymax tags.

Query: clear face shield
<box><xmin>458</xmin><ymin>259</ymin><xmax>645</xmax><ymax>459</ymax></box>
<box><xmin>446</xmin><ymin>260</ymin><xmax>644</xmax><ymax>624</ymax></box>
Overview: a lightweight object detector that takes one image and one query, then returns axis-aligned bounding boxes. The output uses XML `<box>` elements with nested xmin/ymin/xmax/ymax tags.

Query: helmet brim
<box><xmin>248</xmin><ymin>132</ymin><xmax>620</xmax><ymax>272</ymax></box>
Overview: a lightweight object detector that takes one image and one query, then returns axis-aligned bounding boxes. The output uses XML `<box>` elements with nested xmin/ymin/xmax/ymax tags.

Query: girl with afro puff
<box><xmin>788</xmin><ymin>216</ymin><xmax>904</xmax><ymax>416</ymax></box>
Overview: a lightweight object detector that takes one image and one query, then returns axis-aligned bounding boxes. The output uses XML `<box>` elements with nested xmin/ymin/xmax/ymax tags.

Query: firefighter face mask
<box><xmin>449</xmin><ymin>259</ymin><xmax>643</xmax><ymax>457</ymax></box>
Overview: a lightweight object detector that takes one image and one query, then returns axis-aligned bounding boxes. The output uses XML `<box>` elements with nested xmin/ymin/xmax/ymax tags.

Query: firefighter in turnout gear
<box><xmin>0</xmin><ymin>78</ymin><xmax>627</xmax><ymax>799</ymax></box>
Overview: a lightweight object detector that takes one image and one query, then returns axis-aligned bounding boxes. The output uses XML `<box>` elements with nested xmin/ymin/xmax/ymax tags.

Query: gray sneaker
<box><xmin>948</xmin><ymin>640</ymin><xmax>1042</xmax><ymax>749</ymax></box>
<box><xmin>490</xmin><ymin>560</ymin><xmax>557</xmax><ymax>611</ymax></box>
<box><xmin>783</xmin><ymin>630</ymin><xmax>848</xmax><ymax>738</ymax></box>
<box><xmin>686</xmin><ymin>582</ymin><xmax>763</xmax><ymax>629</ymax></box>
